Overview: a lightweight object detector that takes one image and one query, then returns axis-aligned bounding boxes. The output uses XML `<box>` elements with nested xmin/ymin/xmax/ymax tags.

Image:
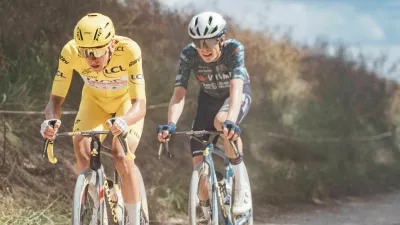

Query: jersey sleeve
<box><xmin>228</xmin><ymin>41</ymin><xmax>248</xmax><ymax>81</ymax></box>
<box><xmin>126</xmin><ymin>41</ymin><xmax>146</xmax><ymax>99</ymax></box>
<box><xmin>175</xmin><ymin>45</ymin><xmax>194</xmax><ymax>89</ymax></box>
<box><xmin>51</xmin><ymin>42</ymin><xmax>75</xmax><ymax>97</ymax></box>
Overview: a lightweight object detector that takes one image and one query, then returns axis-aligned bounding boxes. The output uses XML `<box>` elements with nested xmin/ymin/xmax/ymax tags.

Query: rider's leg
<box><xmin>72</xmin><ymin>96</ymin><xmax>110</xmax><ymax>222</ymax></box>
<box><xmin>214</xmin><ymin>93</ymin><xmax>252</xmax><ymax>215</ymax></box>
<box><xmin>191</xmin><ymin>91</ymin><xmax>224</xmax><ymax>220</ymax></box>
<box><xmin>73</xmin><ymin>96</ymin><xmax>110</xmax><ymax>174</ymax></box>
<box><xmin>113</xmin><ymin>99</ymin><xmax>145</xmax><ymax>225</ymax></box>
<box><xmin>112</xmin><ymin>131</ymin><xmax>142</xmax><ymax>224</ymax></box>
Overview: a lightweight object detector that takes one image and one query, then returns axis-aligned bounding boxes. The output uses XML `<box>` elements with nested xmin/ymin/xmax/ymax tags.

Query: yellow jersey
<box><xmin>51</xmin><ymin>35</ymin><xmax>145</xmax><ymax>102</ymax></box>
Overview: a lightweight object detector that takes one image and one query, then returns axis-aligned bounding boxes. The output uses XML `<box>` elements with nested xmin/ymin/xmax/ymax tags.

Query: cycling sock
<box><xmin>88</xmin><ymin>185</ymin><xmax>100</xmax><ymax>209</ymax></box>
<box><xmin>199</xmin><ymin>200</ymin><xmax>210</xmax><ymax>219</ymax></box>
<box><xmin>125</xmin><ymin>202</ymin><xmax>141</xmax><ymax>224</ymax></box>
<box><xmin>231</xmin><ymin>161</ymin><xmax>249</xmax><ymax>191</ymax></box>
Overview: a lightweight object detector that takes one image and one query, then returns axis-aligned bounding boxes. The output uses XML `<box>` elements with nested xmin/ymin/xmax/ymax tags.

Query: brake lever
<box><xmin>42</xmin><ymin>119</ymin><xmax>58</xmax><ymax>163</ymax></box>
<box><xmin>158</xmin><ymin>136</ymin><xmax>173</xmax><ymax>159</ymax></box>
<box><xmin>110</xmin><ymin>118</ymin><xmax>135</xmax><ymax>161</ymax></box>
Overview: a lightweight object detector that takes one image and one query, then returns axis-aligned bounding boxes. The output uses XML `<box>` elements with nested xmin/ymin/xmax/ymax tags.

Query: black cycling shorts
<box><xmin>190</xmin><ymin>90</ymin><xmax>251</xmax><ymax>157</ymax></box>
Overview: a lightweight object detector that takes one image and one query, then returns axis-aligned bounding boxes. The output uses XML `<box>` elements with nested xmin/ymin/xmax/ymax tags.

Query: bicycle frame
<box><xmin>41</xmin><ymin>118</ymin><xmax>142</xmax><ymax>224</ymax></box>
<box><xmin>159</xmin><ymin>130</ymin><xmax>253</xmax><ymax>225</ymax></box>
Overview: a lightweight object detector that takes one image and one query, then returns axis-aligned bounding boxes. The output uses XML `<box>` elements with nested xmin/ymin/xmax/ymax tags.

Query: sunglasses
<box><xmin>78</xmin><ymin>44</ymin><xmax>109</xmax><ymax>58</ymax></box>
<box><xmin>193</xmin><ymin>38</ymin><xmax>220</xmax><ymax>49</ymax></box>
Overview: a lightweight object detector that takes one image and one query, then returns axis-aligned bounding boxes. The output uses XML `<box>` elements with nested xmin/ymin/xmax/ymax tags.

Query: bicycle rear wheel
<box><xmin>188</xmin><ymin>163</ymin><xmax>225</xmax><ymax>225</ymax></box>
<box><xmin>72</xmin><ymin>168</ymin><xmax>102</xmax><ymax>225</ymax></box>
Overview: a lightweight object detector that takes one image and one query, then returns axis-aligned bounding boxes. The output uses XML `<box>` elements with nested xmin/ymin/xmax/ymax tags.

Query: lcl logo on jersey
<box><xmin>129</xmin><ymin>74</ymin><xmax>144</xmax><ymax>83</ymax></box>
<box><xmin>56</xmin><ymin>71</ymin><xmax>66</xmax><ymax>78</ymax></box>
<box><xmin>116</xmin><ymin>46</ymin><xmax>124</xmax><ymax>51</ymax></box>
<box><xmin>104</xmin><ymin>65</ymin><xmax>126</xmax><ymax>74</ymax></box>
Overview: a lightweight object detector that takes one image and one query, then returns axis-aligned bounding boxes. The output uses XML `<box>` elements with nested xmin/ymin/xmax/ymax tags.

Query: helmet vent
<box><xmin>208</xmin><ymin>16</ymin><xmax>213</xmax><ymax>25</ymax></box>
<box><xmin>203</xmin><ymin>27</ymin><xmax>209</xmax><ymax>36</ymax></box>
<box><xmin>195</xmin><ymin>17</ymin><xmax>199</xmax><ymax>26</ymax></box>
<box><xmin>105</xmin><ymin>32</ymin><xmax>111</xmax><ymax>39</ymax></box>
<box><xmin>189</xmin><ymin>28</ymin><xmax>196</xmax><ymax>36</ymax></box>
<box><xmin>77</xmin><ymin>28</ymin><xmax>83</xmax><ymax>41</ymax></box>
<box><xmin>93</xmin><ymin>28</ymin><xmax>99</xmax><ymax>40</ymax></box>
<box><xmin>88</xmin><ymin>13</ymin><xmax>97</xmax><ymax>17</ymax></box>
<box><xmin>196</xmin><ymin>27</ymin><xmax>201</xmax><ymax>36</ymax></box>
<box><xmin>211</xmin><ymin>26</ymin><xmax>218</xmax><ymax>34</ymax></box>
<box><xmin>105</xmin><ymin>22</ymin><xmax>110</xmax><ymax>28</ymax></box>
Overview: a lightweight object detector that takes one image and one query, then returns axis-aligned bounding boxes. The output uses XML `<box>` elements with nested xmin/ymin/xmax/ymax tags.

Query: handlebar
<box><xmin>157</xmin><ymin>130</ymin><xmax>240</xmax><ymax>159</ymax></box>
<box><xmin>42</xmin><ymin>120</ymin><xmax>134</xmax><ymax>164</ymax></box>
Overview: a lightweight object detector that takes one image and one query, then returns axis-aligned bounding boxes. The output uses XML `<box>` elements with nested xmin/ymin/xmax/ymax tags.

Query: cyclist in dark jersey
<box><xmin>157</xmin><ymin>11</ymin><xmax>252</xmax><ymax>221</ymax></box>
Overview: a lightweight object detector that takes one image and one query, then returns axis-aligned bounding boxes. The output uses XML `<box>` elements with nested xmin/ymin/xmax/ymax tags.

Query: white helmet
<box><xmin>188</xmin><ymin>12</ymin><xmax>226</xmax><ymax>39</ymax></box>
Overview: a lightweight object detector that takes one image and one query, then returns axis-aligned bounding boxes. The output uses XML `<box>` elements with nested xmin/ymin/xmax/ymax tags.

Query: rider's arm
<box><xmin>227</xmin><ymin>41</ymin><xmax>247</xmax><ymax>123</ymax></box>
<box><xmin>45</xmin><ymin>95</ymin><xmax>65</xmax><ymax>119</ymax></box>
<box><xmin>168</xmin><ymin>87</ymin><xmax>186</xmax><ymax>124</ymax></box>
<box><xmin>123</xmin><ymin>41</ymin><xmax>146</xmax><ymax>125</ymax></box>
<box><xmin>51</xmin><ymin>42</ymin><xmax>75</xmax><ymax>98</ymax></box>
<box><xmin>227</xmin><ymin>79</ymin><xmax>244</xmax><ymax>122</ymax></box>
<box><xmin>169</xmin><ymin>45</ymin><xmax>193</xmax><ymax>124</ymax></box>
<box><xmin>45</xmin><ymin>42</ymin><xmax>75</xmax><ymax>119</ymax></box>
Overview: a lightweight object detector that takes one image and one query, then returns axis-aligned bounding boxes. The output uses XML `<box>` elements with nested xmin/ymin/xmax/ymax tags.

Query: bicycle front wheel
<box><xmin>188</xmin><ymin>163</ymin><xmax>225</xmax><ymax>225</ymax></box>
<box><xmin>72</xmin><ymin>168</ymin><xmax>97</xmax><ymax>225</ymax></box>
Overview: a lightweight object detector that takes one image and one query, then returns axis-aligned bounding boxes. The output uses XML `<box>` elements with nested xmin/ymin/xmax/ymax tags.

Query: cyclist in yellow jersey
<box><xmin>40</xmin><ymin>13</ymin><xmax>145</xmax><ymax>224</ymax></box>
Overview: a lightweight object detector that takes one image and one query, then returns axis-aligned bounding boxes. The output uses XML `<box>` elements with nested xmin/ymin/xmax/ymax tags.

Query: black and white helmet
<box><xmin>188</xmin><ymin>12</ymin><xmax>227</xmax><ymax>39</ymax></box>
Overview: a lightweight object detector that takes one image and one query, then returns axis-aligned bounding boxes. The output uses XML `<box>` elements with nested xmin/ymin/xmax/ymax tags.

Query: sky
<box><xmin>161</xmin><ymin>0</ymin><xmax>400</xmax><ymax>80</ymax></box>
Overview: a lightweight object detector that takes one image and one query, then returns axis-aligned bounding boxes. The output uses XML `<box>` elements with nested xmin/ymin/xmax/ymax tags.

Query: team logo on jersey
<box><xmin>129</xmin><ymin>56</ymin><xmax>141</xmax><ymax>67</ymax></box>
<box><xmin>82</xmin><ymin>68</ymin><xmax>92</xmax><ymax>75</ymax></box>
<box><xmin>116</xmin><ymin>46</ymin><xmax>124</xmax><ymax>51</ymax></box>
<box><xmin>129</xmin><ymin>74</ymin><xmax>144</xmax><ymax>83</ymax></box>
<box><xmin>56</xmin><ymin>71</ymin><xmax>66</xmax><ymax>78</ymax></box>
<box><xmin>196</xmin><ymin>74</ymin><xmax>206</xmax><ymax>82</ymax></box>
<box><xmin>104</xmin><ymin>65</ymin><xmax>126</xmax><ymax>74</ymax></box>
<box><xmin>59</xmin><ymin>55</ymin><xmax>69</xmax><ymax>64</ymax></box>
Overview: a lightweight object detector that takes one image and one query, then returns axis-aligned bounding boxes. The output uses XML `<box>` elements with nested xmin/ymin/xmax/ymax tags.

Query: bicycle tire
<box><xmin>245</xmin><ymin>167</ymin><xmax>254</xmax><ymax>225</ymax></box>
<box><xmin>72</xmin><ymin>168</ymin><xmax>102</xmax><ymax>225</ymax></box>
<box><xmin>137</xmin><ymin>165</ymin><xmax>149</xmax><ymax>225</ymax></box>
<box><xmin>188</xmin><ymin>163</ymin><xmax>225</xmax><ymax>225</ymax></box>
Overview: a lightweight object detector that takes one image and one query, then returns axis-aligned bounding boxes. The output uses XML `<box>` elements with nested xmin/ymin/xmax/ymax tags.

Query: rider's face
<box><xmin>195</xmin><ymin>36</ymin><xmax>225</xmax><ymax>63</ymax></box>
<box><xmin>84</xmin><ymin>53</ymin><xmax>109</xmax><ymax>72</ymax></box>
<box><xmin>82</xmin><ymin>41</ymin><xmax>115</xmax><ymax>73</ymax></box>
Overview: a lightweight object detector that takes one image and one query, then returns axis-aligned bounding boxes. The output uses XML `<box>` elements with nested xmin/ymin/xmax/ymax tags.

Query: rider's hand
<box><xmin>157</xmin><ymin>122</ymin><xmax>176</xmax><ymax>142</ymax></box>
<box><xmin>222</xmin><ymin>120</ymin><xmax>241</xmax><ymax>141</ymax></box>
<box><xmin>40</xmin><ymin>119</ymin><xmax>61</xmax><ymax>140</ymax></box>
<box><xmin>106</xmin><ymin>117</ymin><xmax>129</xmax><ymax>137</ymax></box>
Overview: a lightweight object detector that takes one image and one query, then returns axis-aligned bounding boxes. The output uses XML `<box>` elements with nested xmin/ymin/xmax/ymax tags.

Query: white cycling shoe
<box><xmin>232</xmin><ymin>184</ymin><xmax>252</xmax><ymax>215</ymax></box>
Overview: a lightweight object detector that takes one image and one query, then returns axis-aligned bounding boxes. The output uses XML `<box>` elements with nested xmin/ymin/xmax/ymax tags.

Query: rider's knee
<box><xmin>229</xmin><ymin>153</ymin><xmax>244</xmax><ymax>165</ymax></box>
<box><xmin>73</xmin><ymin>135</ymin><xmax>85</xmax><ymax>147</ymax></box>
<box><xmin>214</xmin><ymin>119</ymin><xmax>223</xmax><ymax>131</ymax></box>
<box><xmin>112</xmin><ymin>137</ymin><xmax>138</xmax><ymax>162</ymax></box>
<box><xmin>112</xmin><ymin>148</ymin><xmax>126</xmax><ymax>163</ymax></box>
<box><xmin>73</xmin><ymin>136</ymin><xmax>89</xmax><ymax>156</ymax></box>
